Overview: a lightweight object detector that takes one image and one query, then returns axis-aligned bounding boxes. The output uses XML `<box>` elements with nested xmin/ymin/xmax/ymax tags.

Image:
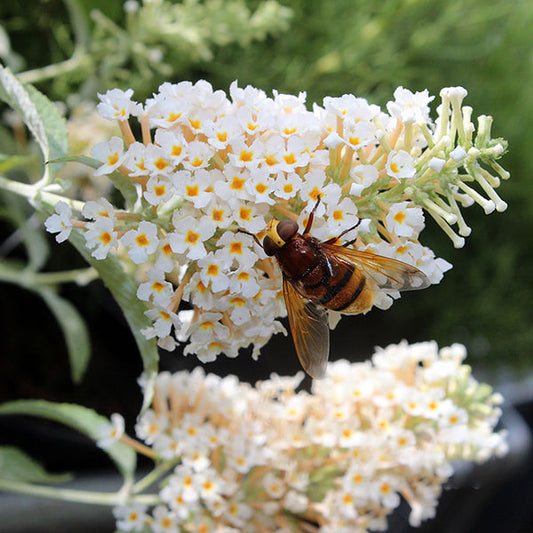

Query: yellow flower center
<box><xmin>186</xmin><ymin>185</ymin><xmax>199</xmax><ymax>197</ymax></box>
<box><xmin>171</xmin><ymin>145</ymin><xmax>182</xmax><ymax>156</ymax></box>
<box><xmin>283</xmin><ymin>153</ymin><xmax>296</xmax><ymax>165</ymax></box>
<box><xmin>135</xmin><ymin>234</ymin><xmax>149</xmax><ymax>247</ymax></box>
<box><xmin>185</xmin><ymin>230</ymin><xmax>199</xmax><ymax>245</ymax></box>
<box><xmin>99</xmin><ymin>232</ymin><xmax>112</xmax><ymax>245</ymax></box>
<box><xmin>393</xmin><ymin>211</ymin><xmax>406</xmax><ymax>224</ymax></box>
<box><xmin>154</xmin><ymin>157</ymin><xmax>168</xmax><ymax>170</ymax></box>
<box><xmin>167</xmin><ymin>112</ymin><xmax>181</xmax><ymax>122</ymax></box>
<box><xmin>154</xmin><ymin>185</ymin><xmax>166</xmax><ymax>197</ymax></box>
<box><xmin>231</xmin><ymin>176</ymin><xmax>246</xmax><ymax>190</ymax></box>
<box><xmin>207</xmin><ymin>264</ymin><xmax>219</xmax><ymax>276</ymax></box>
<box><xmin>239</xmin><ymin>150</ymin><xmax>253</xmax><ymax>162</ymax></box>
<box><xmin>230</xmin><ymin>242</ymin><xmax>242</xmax><ymax>254</ymax></box>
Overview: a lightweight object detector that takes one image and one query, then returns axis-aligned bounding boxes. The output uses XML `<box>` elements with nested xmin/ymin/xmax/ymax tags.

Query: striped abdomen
<box><xmin>278</xmin><ymin>237</ymin><xmax>375</xmax><ymax>315</ymax></box>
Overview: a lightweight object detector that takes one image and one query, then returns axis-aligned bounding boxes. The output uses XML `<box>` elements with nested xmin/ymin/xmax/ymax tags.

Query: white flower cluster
<box><xmin>44</xmin><ymin>81</ymin><xmax>509</xmax><ymax>364</ymax></box>
<box><xmin>107</xmin><ymin>341</ymin><xmax>507</xmax><ymax>532</ymax></box>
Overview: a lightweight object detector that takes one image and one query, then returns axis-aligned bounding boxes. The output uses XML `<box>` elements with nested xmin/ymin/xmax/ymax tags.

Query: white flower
<box><xmin>181</xmin><ymin>140</ymin><xmax>215</xmax><ymax>171</ymax></box>
<box><xmin>91</xmin><ymin>136</ymin><xmax>126</xmax><ymax>176</ymax></box>
<box><xmin>263</xmin><ymin>472</ymin><xmax>286</xmax><ymax>498</ymax></box>
<box><xmin>386</xmin><ymin>149</ymin><xmax>416</xmax><ymax>179</ymax></box>
<box><xmin>135</xmin><ymin>409</ymin><xmax>169</xmax><ymax>445</ymax></box>
<box><xmin>197</xmin><ymin>253</ymin><xmax>231</xmax><ymax>293</ymax></box>
<box><xmin>96</xmin><ymin>413</ymin><xmax>125</xmax><ymax>449</ymax></box>
<box><xmin>386</xmin><ymin>86</ymin><xmax>434</xmax><ymax>123</ymax></box>
<box><xmin>171</xmin><ymin>169</ymin><xmax>215</xmax><ymax>209</ymax></box>
<box><xmin>120</xmin><ymin>221</ymin><xmax>160</xmax><ymax>264</ymax></box>
<box><xmin>84</xmin><ymin>217</ymin><xmax>118</xmax><ymax>259</ymax></box>
<box><xmin>142</xmin><ymin>306</ymin><xmax>182</xmax><ymax>339</ymax></box>
<box><xmin>151</xmin><ymin>505</ymin><xmax>180</xmax><ymax>532</ymax></box>
<box><xmin>123</xmin><ymin>142</ymin><xmax>150</xmax><ymax>177</ymax></box>
<box><xmin>144</xmin><ymin>175</ymin><xmax>174</xmax><ymax>206</ymax></box>
<box><xmin>97</xmin><ymin>88</ymin><xmax>142</xmax><ymax>121</ymax></box>
<box><xmin>44</xmin><ymin>201</ymin><xmax>73</xmax><ymax>243</ymax></box>
<box><xmin>342</xmin><ymin>118</ymin><xmax>376</xmax><ymax>149</ymax></box>
<box><xmin>325</xmin><ymin>196</ymin><xmax>359</xmax><ymax>235</ymax></box>
<box><xmin>144</xmin><ymin>144</ymin><xmax>174</xmax><ymax>176</ymax></box>
<box><xmin>137</xmin><ymin>267</ymin><xmax>174</xmax><ymax>307</ymax></box>
<box><xmin>450</xmin><ymin>145</ymin><xmax>468</xmax><ymax>161</ymax></box>
<box><xmin>230</xmin><ymin>201</ymin><xmax>268</xmax><ymax>234</ymax></box>
<box><xmin>113</xmin><ymin>503</ymin><xmax>148</xmax><ymax>531</ymax></box>
<box><xmin>228</xmin><ymin>137</ymin><xmax>265</xmax><ymax>169</ymax></box>
<box><xmin>168</xmin><ymin>215</ymin><xmax>215</xmax><ymax>261</ymax></box>
<box><xmin>215</xmin><ymin>231</ymin><xmax>259</xmax><ymax>270</ymax></box>
<box><xmin>273</xmin><ymin>172</ymin><xmax>303</xmax><ymax>199</ymax></box>
<box><xmin>349</xmin><ymin>164</ymin><xmax>379</xmax><ymax>196</ymax></box>
<box><xmin>82</xmin><ymin>198</ymin><xmax>115</xmax><ymax>220</ymax></box>
<box><xmin>386</xmin><ymin>202</ymin><xmax>425</xmax><ymax>238</ymax></box>
<box><xmin>154</xmin><ymin>129</ymin><xmax>188</xmax><ymax>165</ymax></box>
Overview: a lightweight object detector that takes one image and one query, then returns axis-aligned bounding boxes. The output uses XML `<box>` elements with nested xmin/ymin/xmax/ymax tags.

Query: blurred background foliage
<box><xmin>0</xmin><ymin>0</ymin><xmax>532</xmax><ymax>416</ymax></box>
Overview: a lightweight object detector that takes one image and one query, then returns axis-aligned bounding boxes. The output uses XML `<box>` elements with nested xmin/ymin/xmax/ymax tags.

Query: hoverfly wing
<box><xmin>321</xmin><ymin>244</ymin><xmax>430</xmax><ymax>292</ymax></box>
<box><xmin>283</xmin><ymin>276</ymin><xmax>330</xmax><ymax>379</ymax></box>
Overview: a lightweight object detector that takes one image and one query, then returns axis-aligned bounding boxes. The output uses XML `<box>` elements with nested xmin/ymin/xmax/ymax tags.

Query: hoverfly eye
<box><xmin>277</xmin><ymin>219</ymin><xmax>298</xmax><ymax>242</ymax></box>
<box><xmin>263</xmin><ymin>235</ymin><xmax>279</xmax><ymax>256</ymax></box>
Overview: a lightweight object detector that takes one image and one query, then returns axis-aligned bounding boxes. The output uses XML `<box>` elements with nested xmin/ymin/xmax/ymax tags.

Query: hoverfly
<box><xmin>244</xmin><ymin>197</ymin><xmax>430</xmax><ymax>378</ymax></box>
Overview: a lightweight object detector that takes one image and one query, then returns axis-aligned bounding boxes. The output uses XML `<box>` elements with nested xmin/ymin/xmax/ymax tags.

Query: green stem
<box><xmin>0</xmin><ymin>478</ymin><xmax>162</xmax><ymax>507</ymax></box>
<box><xmin>16</xmin><ymin>48</ymin><xmax>89</xmax><ymax>86</ymax></box>
<box><xmin>0</xmin><ymin>479</ymin><xmax>114</xmax><ymax>506</ymax></box>
<box><xmin>0</xmin><ymin>264</ymin><xmax>98</xmax><ymax>287</ymax></box>
<box><xmin>0</xmin><ymin>175</ymin><xmax>85</xmax><ymax>213</ymax></box>
<box><xmin>132</xmin><ymin>460</ymin><xmax>177</xmax><ymax>494</ymax></box>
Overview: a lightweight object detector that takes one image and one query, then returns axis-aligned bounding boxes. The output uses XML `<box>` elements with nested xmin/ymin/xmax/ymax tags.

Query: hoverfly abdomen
<box><xmin>325</xmin><ymin>267</ymin><xmax>374</xmax><ymax>313</ymax></box>
<box><xmin>299</xmin><ymin>255</ymin><xmax>374</xmax><ymax>314</ymax></box>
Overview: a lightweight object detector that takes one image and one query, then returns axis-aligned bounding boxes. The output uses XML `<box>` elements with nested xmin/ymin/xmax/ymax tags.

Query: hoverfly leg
<box><xmin>304</xmin><ymin>195</ymin><xmax>322</xmax><ymax>234</ymax></box>
<box><xmin>322</xmin><ymin>219</ymin><xmax>362</xmax><ymax>246</ymax></box>
<box><xmin>342</xmin><ymin>237</ymin><xmax>357</xmax><ymax>248</ymax></box>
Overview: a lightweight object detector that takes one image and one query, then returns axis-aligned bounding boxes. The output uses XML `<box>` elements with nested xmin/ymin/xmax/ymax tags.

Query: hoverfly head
<box><xmin>263</xmin><ymin>218</ymin><xmax>299</xmax><ymax>256</ymax></box>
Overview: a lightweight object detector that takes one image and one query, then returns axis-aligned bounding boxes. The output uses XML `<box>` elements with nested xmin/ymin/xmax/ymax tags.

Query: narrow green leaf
<box><xmin>0</xmin><ymin>66</ymin><xmax>68</xmax><ymax>183</ymax></box>
<box><xmin>0</xmin><ymin>400</ymin><xmax>136</xmax><ymax>483</ymax></box>
<box><xmin>0</xmin><ymin>446</ymin><xmax>72</xmax><ymax>484</ymax></box>
<box><xmin>67</xmin><ymin>229</ymin><xmax>159</xmax><ymax>412</ymax></box>
<box><xmin>0</xmin><ymin>191</ymin><xmax>50</xmax><ymax>271</ymax></box>
<box><xmin>48</xmin><ymin>155</ymin><xmax>138</xmax><ymax>208</ymax></box>
<box><xmin>0</xmin><ymin>154</ymin><xmax>38</xmax><ymax>173</ymax></box>
<box><xmin>37</xmin><ymin>287</ymin><xmax>91</xmax><ymax>384</ymax></box>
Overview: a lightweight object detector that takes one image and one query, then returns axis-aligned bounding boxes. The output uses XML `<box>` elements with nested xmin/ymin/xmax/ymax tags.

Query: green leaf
<box><xmin>48</xmin><ymin>155</ymin><xmax>138</xmax><ymax>208</ymax></box>
<box><xmin>0</xmin><ymin>191</ymin><xmax>50</xmax><ymax>271</ymax></box>
<box><xmin>67</xmin><ymin>229</ymin><xmax>159</xmax><ymax>413</ymax></box>
<box><xmin>0</xmin><ymin>400</ymin><xmax>136</xmax><ymax>483</ymax></box>
<box><xmin>0</xmin><ymin>446</ymin><xmax>72</xmax><ymax>484</ymax></box>
<box><xmin>0</xmin><ymin>66</ymin><xmax>68</xmax><ymax>184</ymax></box>
<box><xmin>0</xmin><ymin>256</ymin><xmax>90</xmax><ymax>383</ymax></box>
<box><xmin>0</xmin><ymin>153</ymin><xmax>38</xmax><ymax>173</ymax></box>
<box><xmin>37</xmin><ymin>287</ymin><xmax>91</xmax><ymax>384</ymax></box>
